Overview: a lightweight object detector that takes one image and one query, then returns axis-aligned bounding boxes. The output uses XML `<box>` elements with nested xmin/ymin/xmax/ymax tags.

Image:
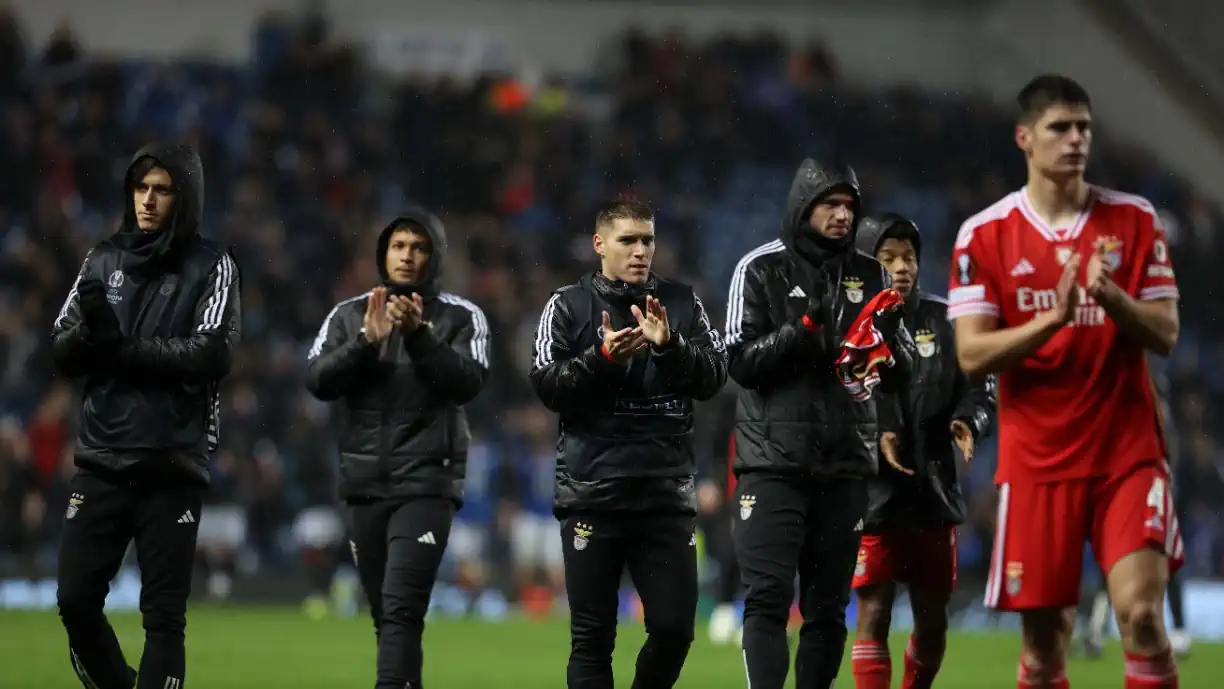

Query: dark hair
<box><xmin>596</xmin><ymin>197</ymin><xmax>654</xmax><ymax>229</ymax></box>
<box><xmin>1016</xmin><ymin>74</ymin><xmax>1091</xmax><ymax>124</ymax></box>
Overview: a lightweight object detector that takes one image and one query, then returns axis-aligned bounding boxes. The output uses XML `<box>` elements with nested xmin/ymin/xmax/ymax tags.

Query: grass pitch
<box><xmin>1</xmin><ymin>606</ymin><xmax>1219</xmax><ymax>687</ymax></box>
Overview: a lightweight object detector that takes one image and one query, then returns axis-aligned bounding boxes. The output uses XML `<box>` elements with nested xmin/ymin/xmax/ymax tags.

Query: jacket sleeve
<box><xmin>951</xmin><ymin>369</ymin><xmax>997</xmax><ymax>441</ymax></box>
<box><xmin>305</xmin><ymin>298</ymin><xmax>378</xmax><ymax>401</ymax></box>
<box><xmin>403</xmin><ymin>297</ymin><xmax>491</xmax><ymax>405</ymax></box>
<box><xmin>725</xmin><ymin>257</ymin><xmax>821</xmax><ymax>389</ymax></box>
<box><xmin>117</xmin><ymin>252</ymin><xmax>242</xmax><ymax>383</ymax></box>
<box><xmin>651</xmin><ymin>294</ymin><xmax>728</xmax><ymax>400</ymax></box>
<box><xmin>530</xmin><ymin>290</ymin><xmax>622</xmax><ymax>412</ymax></box>
<box><xmin>50</xmin><ymin>252</ymin><xmax>103</xmax><ymax>379</ymax></box>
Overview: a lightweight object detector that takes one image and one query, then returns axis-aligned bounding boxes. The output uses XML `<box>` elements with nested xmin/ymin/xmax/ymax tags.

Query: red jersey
<box><xmin>947</xmin><ymin>186</ymin><xmax>1178</xmax><ymax>483</ymax></box>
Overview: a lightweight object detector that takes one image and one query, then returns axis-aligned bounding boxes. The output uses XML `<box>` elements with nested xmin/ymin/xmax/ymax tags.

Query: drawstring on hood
<box><xmin>781</xmin><ymin>158</ymin><xmax>862</xmax><ymax>272</ymax></box>
<box><xmin>377</xmin><ymin>206</ymin><xmax>448</xmax><ymax>298</ymax></box>
<box><xmin>113</xmin><ymin>143</ymin><xmax>204</xmax><ymax>277</ymax></box>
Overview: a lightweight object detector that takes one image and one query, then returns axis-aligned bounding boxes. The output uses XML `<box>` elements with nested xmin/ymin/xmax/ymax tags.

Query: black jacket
<box><xmin>726</xmin><ymin>159</ymin><xmax>914</xmax><ymax>479</ymax></box>
<box><xmin>50</xmin><ymin>144</ymin><xmax>242</xmax><ymax>484</ymax></box>
<box><xmin>870</xmin><ymin>293</ymin><xmax>996</xmax><ymax>528</ymax></box>
<box><xmin>306</xmin><ymin>209</ymin><xmax>490</xmax><ymax>504</ymax></box>
<box><xmin>530</xmin><ymin>272</ymin><xmax>728</xmax><ymax>516</ymax></box>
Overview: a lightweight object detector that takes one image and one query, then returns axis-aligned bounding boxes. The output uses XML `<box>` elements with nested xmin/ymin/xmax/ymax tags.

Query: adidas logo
<box><xmin>853</xmin><ymin>519</ymin><xmax>864</xmax><ymax>532</ymax></box>
<box><xmin>1010</xmin><ymin>258</ymin><xmax>1035</xmax><ymax>277</ymax></box>
<box><xmin>417</xmin><ymin>531</ymin><xmax>437</xmax><ymax>545</ymax></box>
<box><xmin>177</xmin><ymin>510</ymin><xmax>196</xmax><ymax>524</ymax></box>
<box><xmin>788</xmin><ymin>285</ymin><xmax>806</xmax><ymax>298</ymax></box>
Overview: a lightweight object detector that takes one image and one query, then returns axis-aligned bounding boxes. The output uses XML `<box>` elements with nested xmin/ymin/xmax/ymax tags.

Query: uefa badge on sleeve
<box><xmin>573</xmin><ymin>523</ymin><xmax>593</xmax><ymax>551</ymax></box>
<box><xmin>739</xmin><ymin>495</ymin><xmax>756</xmax><ymax>521</ymax></box>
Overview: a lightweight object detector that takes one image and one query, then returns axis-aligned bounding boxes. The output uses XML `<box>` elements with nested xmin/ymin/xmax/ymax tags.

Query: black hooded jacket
<box><xmin>726</xmin><ymin>158</ymin><xmax>914</xmax><ymax>478</ymax></box>
<box><xmin>856</xmin><ymin>214</ymin><xmax>996</xmax><ymax>529</ymax></box>
<box><xmin>530</xmin><ymin>272</ymin><xmax>728</xmax><ymax>516</ymax></box>
<box><xmin>306</xmin><ymin>208</ymin><xmax>490</xmax><ymax>504</ymax></box>
<box><xmin>50</xmin><ymin>143</ymin><xmax>242</xmax><ymax>484</ymax></box>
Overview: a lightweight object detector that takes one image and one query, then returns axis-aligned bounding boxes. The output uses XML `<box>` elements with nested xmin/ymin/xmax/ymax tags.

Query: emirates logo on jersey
<box><xmin>1016</xmin><ymin>286</ymin><xmax>1105</xmax><ymax>327</ymax></box>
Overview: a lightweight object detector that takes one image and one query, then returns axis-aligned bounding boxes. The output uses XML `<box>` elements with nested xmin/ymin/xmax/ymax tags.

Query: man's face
<box><xmin>876</xmin><ymin>237</ymin><xmax>918</xmax><ymax>298</ymax></box>
<box><xmin>593</xmin><ymin>218</ymin><xmax>655</xmax><ymax>285</ymax></box>
<box><xmin>808</xmin><ymin>191</ymin><xmax>856</xmax><ymax>240</ymax></box>
<box><xmin>132</xmin><ymin>166</ymin><xmax>176</xmax><ymax>231</ymax></box>
<box><xmin>385</xmin><ymin>229</ymin><xmax>432</xmax><ymax>284</ymax></box>
<box><xmin>1016</xmin><ymin>102</ymin><xmax>1092</xmax><ymax>179</ymax></box>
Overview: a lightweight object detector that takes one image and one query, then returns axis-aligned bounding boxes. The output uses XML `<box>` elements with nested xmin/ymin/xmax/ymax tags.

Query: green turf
<box><xmin>1</xmin><ymin>607</ymin><xmax>1218</xmax><ymax>688</ymax></box>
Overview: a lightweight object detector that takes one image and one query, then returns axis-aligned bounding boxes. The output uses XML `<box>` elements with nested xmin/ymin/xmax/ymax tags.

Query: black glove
<box><xmin>76</xmin><ymin>279</ymin><xmax>122</xmax><ymax>348</ymax></box>
<box><xmin>875</xmin><ymin>304</ymin><xmax>903</xmax><ymax>342</ymax></box>
<box><xmin>802</xmin><ymin>274</ymin><xmax>832</xmax><ymax>328</ymax></box>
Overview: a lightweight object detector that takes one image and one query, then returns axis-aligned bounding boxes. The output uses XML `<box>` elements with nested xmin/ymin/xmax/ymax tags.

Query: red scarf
<box><xmin>834</xmin><ymin>288</ymin><xmax>904</xmax><ymax>401</ymax></box>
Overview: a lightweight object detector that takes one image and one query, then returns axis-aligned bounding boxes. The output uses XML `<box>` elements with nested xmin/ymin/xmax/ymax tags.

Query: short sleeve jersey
<box><xmin>947</xmin><ymin>186</ymin><xmax>1178</xmax><ymax>483</ymax></box>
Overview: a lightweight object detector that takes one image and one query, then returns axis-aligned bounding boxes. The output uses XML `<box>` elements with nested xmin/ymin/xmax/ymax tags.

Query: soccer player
<box><xmin>530</xmin><ymin>197</ymin><xmax>727</xmax><ymax>689</ymax></box>
<box><xmin>306</xmin><ymin>208</ymin><xmax>490</xmax><ymax>689</ymax></box>
<box><xmin>52</xmin><ymin>143</ymin><xmax>241</xmax><ymax>689</ymax></box>
<box><xmin>948</xmin><ymin>74</ymin><xmax>1183</xmax><ymax>689</ymax></box>
<box><xmin>850</xmin><ymin>213</ymin><xmax>996</xmax><ymax>689</ymax></box>
<box><xmin>725</xmin><ymin>159</ymin><xmax>914</xmax><ymax>689</ymax></box>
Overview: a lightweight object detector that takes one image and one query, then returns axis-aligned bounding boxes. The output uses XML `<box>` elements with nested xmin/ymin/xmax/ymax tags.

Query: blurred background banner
<box><xmin>0</xmin><ymin>0</ymin><xmax>1222</xmax><ymax>642</ymax></box>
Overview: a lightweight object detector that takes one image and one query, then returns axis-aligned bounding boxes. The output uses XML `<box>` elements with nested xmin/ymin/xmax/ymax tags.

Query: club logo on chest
<box><xmin>915</xmin><ymin>329</ymin><xmax>937</xmax><ymax>358</ymax></box>
<box><xmin>842</xmin><ymin>278</ymin><xmax>863</xmax><ymax>304</ymax></box>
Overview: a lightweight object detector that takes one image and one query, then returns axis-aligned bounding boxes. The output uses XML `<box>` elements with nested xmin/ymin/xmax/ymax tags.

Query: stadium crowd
<box><xmin>1</xmin><ymin>8</ymin><xmax>1223</xmax><ymax>603</ymax></box>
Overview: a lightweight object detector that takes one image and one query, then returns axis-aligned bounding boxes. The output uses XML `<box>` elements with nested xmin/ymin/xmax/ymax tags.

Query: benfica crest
<box><xmin>1099</xmin><ymin>235</ymin><xmax>1123</xmax><ymax>271</ymax></box>
<box><xmin>66</xmin><ymin>493</ymin><xmax>84</xmax><ymax>520</ymax></box>
<box><xmin>1006</xmin><ymin>561</ymin><xmax>1024</xmax><ymax>596</ymax></box>
<box><xmin>915</xmin><ymin>329</ymin><xmax>937</xmax><ymax>358</ymax></box>
<box><xmin>842</xmin><ymin>279</ymin><xmax>864</xmax><ymax>304</ymax></box>
<box><xmin>573</xmin><ymin>522</ymin><xmax>593</xmax><ymax>551</ymax></box>
<box><xmin>739</xmin><ymin>495</ymin><xmax>756</xmax><ymax>521</ymax></box>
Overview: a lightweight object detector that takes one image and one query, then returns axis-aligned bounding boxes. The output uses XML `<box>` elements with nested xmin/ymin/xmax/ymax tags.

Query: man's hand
<box><xmin>602</xmin><ymin>310</ymin><xmax>647</xmax><ymax>363</ymax></box>
<box><xmin>697</xmin><ymin>480</ymin><xmax>721</xmax><ymax>515</ymax></box>
<box><xmin>362</xmin><ymin>287</ymin><xmax>394</xmax><ymax>343</ymax></box>
<box><xmin>880</xmin><ymin>431</ymin><xmax>912</xmax><ymax>475</ymax></box>
<box><xmin>388</xmin><ymin>293</ymin><xmax>424</xmax><ymax>333</ymax></box>
<box><xmin>631</xmin><ymin>296</ymin><xmax>671</xmax><ymax>347</ymax></box>
<box><xmin>1050</xmin><ymin>253</ymin><xmax>1082</xmax><ymax>325</ymax></box>
<box><xmin>950</xmin><ymin>419</ymin><xmax>975</xmax><ymax>463</ymax></box>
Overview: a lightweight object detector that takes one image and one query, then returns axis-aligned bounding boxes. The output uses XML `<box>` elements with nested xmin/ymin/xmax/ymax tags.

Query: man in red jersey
<box><xmin>947</xmin><ymin>74</ymin><xmax>1183</xmax><ymax>689</ymax></box>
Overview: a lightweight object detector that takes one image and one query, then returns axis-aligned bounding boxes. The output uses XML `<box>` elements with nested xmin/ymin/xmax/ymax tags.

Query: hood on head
<box><xmin>856</xmin><ymin>212</ymin><xmax>922</xmax><ymax>260</ymax></box>
<box><xmin>120</xmin><ymin>143</ymin><xmax>204</xmax><ymax>249</ymax></box>
<box><xmin>377</xmin><ymin>206</ymin><xmax>447</xmax><ymax>293</ymax></box>
<box><xmin>781</xmin><ymin>157</ymin><xmax>861</xmax><ymax>252</ymax></box>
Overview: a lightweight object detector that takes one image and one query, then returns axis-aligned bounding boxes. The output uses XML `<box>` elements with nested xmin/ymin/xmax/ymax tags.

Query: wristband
<box><xmin>600</xmin><ymin>343</ymin><xmax>616</xmax><ymax>362</ymax></box>
<box><xmin>801</xmin><ymin>314</ymin><xmax>822</xmax><ymax>332</ymax></box>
